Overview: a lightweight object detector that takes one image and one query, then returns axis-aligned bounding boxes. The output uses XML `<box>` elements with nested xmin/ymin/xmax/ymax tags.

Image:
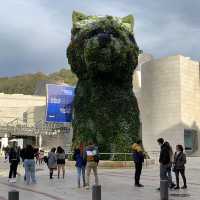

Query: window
<box><xmin>184</xmin><ymin>129</ymin><xmax>198</xmax><ymax>152</ymax></box>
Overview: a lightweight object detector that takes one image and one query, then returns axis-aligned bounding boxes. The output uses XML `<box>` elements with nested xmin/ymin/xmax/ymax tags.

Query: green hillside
<box><xmin>0</xmin><ymin>69</ymin><xmax>77</xmax><ymax>95</ymax></box>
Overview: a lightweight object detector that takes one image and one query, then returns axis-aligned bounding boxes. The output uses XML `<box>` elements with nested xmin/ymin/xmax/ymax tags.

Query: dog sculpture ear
<box><xmin>121</xmin><ymin>15</ymin><xmax>134</xmax><ymax>32</ymax></box>
<box><xmin>72</xmin><ymin>11</ymin><xmax>87</xmax><ymax>25</ymax></box>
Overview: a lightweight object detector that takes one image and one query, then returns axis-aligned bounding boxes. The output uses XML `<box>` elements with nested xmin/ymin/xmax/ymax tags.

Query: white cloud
<box><xmin>0</xmin><ymin>0</ymin><xmax>200</xmax><ymax>76</ymax></box>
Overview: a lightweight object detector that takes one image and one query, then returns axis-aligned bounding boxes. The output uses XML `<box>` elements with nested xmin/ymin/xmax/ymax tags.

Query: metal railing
<box><xmin>66</xmin><ymin>151</ymin><xmax>160</xmax><ymax>161</ymax></box>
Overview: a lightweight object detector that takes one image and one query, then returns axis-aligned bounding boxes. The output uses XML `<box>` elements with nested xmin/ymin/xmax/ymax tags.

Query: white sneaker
<box><xmin>9</xmin><ymin>179</ymin><xmax>13</xmax><ymax>183</ymax></box>
<box><xmin>9</xmin><ymin>178</ymin><xmax>16</xmax><ymax>183</ymax></box>
<box><xmin>85</xmin><ymin>186</ymin><xmax>90</xmax><ymax>190</ymax></box>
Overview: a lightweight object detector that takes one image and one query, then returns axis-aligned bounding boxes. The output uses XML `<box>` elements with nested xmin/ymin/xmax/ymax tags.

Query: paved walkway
<box><xmin>0</xmin><ymin>158</ymin><xmax>200</xmax><ymax>200</ymax></box>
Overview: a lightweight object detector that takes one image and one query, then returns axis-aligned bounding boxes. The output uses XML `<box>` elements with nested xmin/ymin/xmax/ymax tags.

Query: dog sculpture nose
<box><xmin>98</xmin><ymin>33</ymin><xmax>111</xmax><ymax>47</ymax></box>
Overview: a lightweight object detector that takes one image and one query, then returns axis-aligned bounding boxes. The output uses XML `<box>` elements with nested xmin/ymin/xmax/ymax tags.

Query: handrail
<box><xmin>64</xmin><ymin>151</ymin><xmax>160</xmax><ymax>161</ymax></box>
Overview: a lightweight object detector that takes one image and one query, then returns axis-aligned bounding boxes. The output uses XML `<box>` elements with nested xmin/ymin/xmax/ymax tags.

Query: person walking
<box><xmin>84</xmin><ymin>141</ymin><xmax>99</xmax><ymax>189</ymax></box>
<box><xmin>173</xmin><ymin>144</ymin><xmax>187</xmax><ymax>189</ymax></box>
<box><xmin>24</xmin><ymin>145</ymin><xmax>36</xmax><ymax>185</ymax></box>
<box><xmin>48</xmin><ymin>147</ymin><xmax>57</xmax><ymax>179</ymax></box>
<box><xmin>56</xmin><ymin>146</ymin><xmax>66</xmax><ymax>179</ymax></box>
<box><xmin>73</xmin><ymin>144</ymin><xmax>86</xmax><ymax>188</ymax></box>
<box><xmin>8</xmin><ymin>147</ymin><xmax>20</xmax><ymax>183</ymax></box>
<box><xmin>132</xmin><ymin>140</ymin><xmax>144</xmax><ymax>187</ymax></box>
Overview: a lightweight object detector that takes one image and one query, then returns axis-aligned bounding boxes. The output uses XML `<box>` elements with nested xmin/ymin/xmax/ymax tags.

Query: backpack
<box><xmin>86</xmin><ymin>149</ymin><xmax>99</xmax><ymax>163</ymax></box>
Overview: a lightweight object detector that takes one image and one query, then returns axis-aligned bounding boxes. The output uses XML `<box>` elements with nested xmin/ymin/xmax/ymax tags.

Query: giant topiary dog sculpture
<box><xmin>67</xmin><ymin>11</ymin><xmax>140</xmax><ymax>154</ymax></box>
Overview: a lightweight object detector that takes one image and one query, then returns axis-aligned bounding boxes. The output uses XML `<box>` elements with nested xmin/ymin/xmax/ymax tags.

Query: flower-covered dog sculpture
<box><xmin>67</xmin><ymin>11</ymin><xmax>140</xmax><ymax>153</ymax></box>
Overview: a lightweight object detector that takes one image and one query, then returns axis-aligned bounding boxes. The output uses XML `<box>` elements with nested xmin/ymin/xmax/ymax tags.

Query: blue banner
<box><xmin>46</xmin><ymin>84</ymin><xmax>75</xmax><ymax>123</ymax></box>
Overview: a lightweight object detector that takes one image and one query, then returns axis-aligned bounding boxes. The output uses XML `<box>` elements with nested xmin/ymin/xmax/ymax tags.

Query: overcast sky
<box><xmin>0</xmin><ymin>0</ymin><xmax>200</xmax><ymax>77</ymax></box>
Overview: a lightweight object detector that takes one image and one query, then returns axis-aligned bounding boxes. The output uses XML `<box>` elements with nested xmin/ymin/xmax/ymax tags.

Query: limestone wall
<box><xmin>180</xmin><ymin>56</ymin><xmax>200</xmax><ymax>154</ymax></box>
<box><xmin>140</xmin><ymin>55</ymin><xmax>200</xmax><ymax>155</ymax></box>
<box><xmin>180</xmin><ymin>56</ymin><xmax>200</xmax><ymax>126</ymax></box>
<box><xmin>0</xmin><ymin>93</ymin><xmax>73</xmax><ymax>150</ymax></box>
<box><xmin>141</xmin><ymin>55</ymin><xmax>183</xmax><ymax>151</ymax></box>
<box><xmin>0</xmin><ymin>93</ymin><xmax>46</xmax><ymax>123</ymax></box>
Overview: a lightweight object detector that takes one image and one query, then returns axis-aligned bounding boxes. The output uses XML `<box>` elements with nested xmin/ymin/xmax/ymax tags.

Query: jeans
<box><xmin>86</xmin><ymin>162</ymin><xmax>99</xmax><ymax>186</ymax></box>
<box><xmin>24</xmin><ymin>159</ymin><xmax>36</xmax><ymax>184</ymax></box>
<box><xmin>160</xmin><ymin>164</ymin><xmax>170</xmax><ymax>180</ymax></box>
<box><xmin>9</xmin><ymin>161</ymin><xmax>18</xmax><ymax>178</ymax></box>
<box><xmin>166</xmin><ymin>164</ymin><xmax>174</xmax><ymax>186</ymax></box>
<box><xmin>77</xmin><ymin>167</ymin><xmax>86</xmax><ymax>187</ymax></box>
<box><xmin>135</xmin><ymin>162</ymin><xmax>143</xmax><ymax>184</ymax></box>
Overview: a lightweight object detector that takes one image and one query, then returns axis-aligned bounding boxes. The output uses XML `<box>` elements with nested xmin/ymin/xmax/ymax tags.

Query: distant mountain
<box><xmin>0</xmin><ymin>69</ymin><xmax>77</xmax><ymax>95</ymax></box>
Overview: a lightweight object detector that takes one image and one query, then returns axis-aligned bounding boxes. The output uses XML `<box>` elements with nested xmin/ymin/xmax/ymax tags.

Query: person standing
<box><xmin>24</xmin><ymin>145</ymin><xmax>36</xmax><ymax>185</ymax></box>
<box><xmin>73</xmin><ymin>144</ymin><xmax>86</xmax><ymax>188</ymax></box>
<box><xmin>84</xmin><ymin>141</ymin><xmax>99</xmax><ymax>189</ymax></box>
<box><xmin>39</xmin><ymin>150</ymin><xmax>44</xmax><ymax>165</ymax></box>
<box><xmin>8</xmin><ymin>147</ymin><xmax>20</xmax><ymax>183</ymax></box>
<box><xmin>56</xmin><ymin>146</ymin><xmax>66</xmax><ymax>179</ymax></box>
<box><xmin>4</xmin><ymin>146</ymin><xmax>9</xmax><ymax>162</ymax></box>
<box><xmin>157</xmin><ymin>138</ymin><xmax>171</xmax><ymax>188</ymax></box>
<box><xmin>164</xmin><ymin>141</ymin><xmax>176</xmax><ymax>188</ymax></box>
<box><xmin>132</xmin><ymin>140</ymin><xmax>144</xmax><ymax>187</ymax></box>
<box><xmin>48</xmin><ymin>147</ymin><xmax>57</xmax><ymax>179</ymax></box>
<box><xmin>173</xmin><ymin>144</ymin><xmax>187</xmax><ymax>189</ymax></box>
<box><xmin>20</xmin><ymin>147</ymin><xmax>26</xmax><ymax>181</ymax></box>
<box><xmin>35</xmin><ymin>148</ymin><xmax>39</xmax><ymax>165</ymax></box>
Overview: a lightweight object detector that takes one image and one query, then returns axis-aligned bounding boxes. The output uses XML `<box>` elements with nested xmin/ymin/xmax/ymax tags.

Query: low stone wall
<box><xmin>66</xmin><ymin>159</ymin><xmax>155</xmax><ymax>169</ymax></box>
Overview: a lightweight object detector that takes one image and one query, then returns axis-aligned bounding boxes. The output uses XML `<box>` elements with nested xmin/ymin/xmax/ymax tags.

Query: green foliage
<box><xmin>49</xmin><ymin>68</ymin><xmax>78</xmax><ymax>85</ymax></box>
<box><xmin>67</xmin><ymin>12</ymin><xmax>140</xmax><ymax>154</ymax></box>
<box><xmin>0</xmin><ymin>69</ymin><xmax>77</xmax><ymax>95</ymax></box>
<box><xmin>0</xmin><ymin>72</ymin><xmax>47</xmax><ymax>95</ymax></box>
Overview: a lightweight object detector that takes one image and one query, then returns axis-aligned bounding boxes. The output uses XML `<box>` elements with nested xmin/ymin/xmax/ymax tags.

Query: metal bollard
<box><xmin>160</xmin><ymin>180</ymin><xmax>168</xmax><ymax>200</ymax></box>
<box><xmin>92</xmin><ymin>185</ymin><xmax>101</xmax><ymax>200</ymax></box>
<box><xmin>8</xmin><ymin>190</ymin><xmax>19</xmax><ymax>200</ymax></box>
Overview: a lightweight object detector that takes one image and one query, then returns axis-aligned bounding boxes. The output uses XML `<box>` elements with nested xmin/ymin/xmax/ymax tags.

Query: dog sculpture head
<box><xmin>67</xmin><ymin>11</ymin><xmax>139</xmax><ymax>81</ymax></box>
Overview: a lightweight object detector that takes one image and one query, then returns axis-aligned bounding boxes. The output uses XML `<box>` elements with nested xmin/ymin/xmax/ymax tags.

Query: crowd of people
<box><xmin>132</xmin><ymin>137</ymin><xmax>187</xmax><ymax>190</ymax></box>
<box><xmin>3</xmin><ymin>141</ymin><xmax>100</xmax><ymax>189</ymax></box>
<box><xmin>3</xmin><ymin>138</ymin><xmax>187</xmax><ymax>191</ymax></box>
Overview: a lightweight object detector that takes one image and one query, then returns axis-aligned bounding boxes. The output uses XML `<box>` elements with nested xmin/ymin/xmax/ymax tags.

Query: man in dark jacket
<box><xmin>157</xmin><ymin>138</ymin><xmax>171</xmax><ymax>182</ymax></box>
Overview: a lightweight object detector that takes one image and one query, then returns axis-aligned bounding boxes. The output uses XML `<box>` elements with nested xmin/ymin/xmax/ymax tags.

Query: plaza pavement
<box><xmin>0</xmin><ymin>158</ymin><xmax>200</xmax><ymax>200</ymax></box>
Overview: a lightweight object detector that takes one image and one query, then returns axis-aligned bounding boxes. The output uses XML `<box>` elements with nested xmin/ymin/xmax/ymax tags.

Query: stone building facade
<box><xmin>134</xmin><ymin>54</ymin><xmax>200</xmax><ymax>156</ymax></box>
<box><xmin>0</xmin><ymin>93</ymin><xmax>72</xmax><ymax>151</ymax></box>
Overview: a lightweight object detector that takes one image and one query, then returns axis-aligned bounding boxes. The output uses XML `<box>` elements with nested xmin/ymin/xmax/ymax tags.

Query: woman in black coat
<box><xmin>8</xmin><ymin>147</ymin><xmax>20</xmax><ymax>183</ymax></box>
<box><xmin>173</xmin><ymin>145</ymin><xmax>187</xmax><ymax>189</ymax></box>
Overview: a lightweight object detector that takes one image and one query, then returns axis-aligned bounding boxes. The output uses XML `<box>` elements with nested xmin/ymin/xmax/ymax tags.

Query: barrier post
<box><xmin>92</xmin><ymin>185</ymin><xmax>101</xmax><ymax>200</ymax></box>
<box><xmin>160</xmin><ymin>180</ymin><xmax>168</xmax><ymax>200</ymax></box>
<box><xmin>8</xmin><ymin>190</ymin><xmax>19</xmax><ymax>200</ymax></box>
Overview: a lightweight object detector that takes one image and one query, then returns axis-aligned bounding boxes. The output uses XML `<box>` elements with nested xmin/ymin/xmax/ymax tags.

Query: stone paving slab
<box><xmin>0</xmin><ymin>159</ymin><xmax>199</xmax><ymax>200</ymax></box>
